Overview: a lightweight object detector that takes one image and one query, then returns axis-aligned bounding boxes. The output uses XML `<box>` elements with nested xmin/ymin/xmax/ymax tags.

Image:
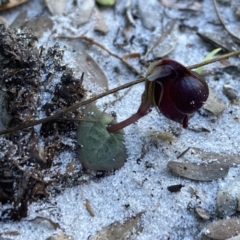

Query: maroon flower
<box><xmin>107</xmin><ymin>59</ymin><xmax>209</xmax><ymax>133</ymax></box>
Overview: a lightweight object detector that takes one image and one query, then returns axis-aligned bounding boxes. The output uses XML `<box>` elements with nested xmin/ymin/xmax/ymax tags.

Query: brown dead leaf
<box><xmin>202</xmin><ymin>218</ymin><xmax>240</xmax><ymax>240</ymax></box>
<box><xmin>203</xmin><ymin>87</ymin><xmax>226</xmax><ymax>116</ymax></box>
<box><xmin>0</xmin><ymin>0</ymin><xmax>27</xmax><ymax>11</ymax></box>
<box><xmin>90</xmin><ymin>212</ymin><xmax>143</xmax><ymax>240</ymax></box>
<box><xmin>168</xmin><ymin>161</ymin><xmax>229</xmax><ymax>181</ymax></box>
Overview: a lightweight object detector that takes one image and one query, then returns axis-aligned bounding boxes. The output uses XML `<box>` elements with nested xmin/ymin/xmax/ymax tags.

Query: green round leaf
<box><xmin>77</xmin><ymin>104</ymin><xmax>127</xmax><ymax>171</ymax></box>
<box><xmin>96</xmin><ymin>0</ymin><xmax>115</xmax><ymax>6</ymax></box>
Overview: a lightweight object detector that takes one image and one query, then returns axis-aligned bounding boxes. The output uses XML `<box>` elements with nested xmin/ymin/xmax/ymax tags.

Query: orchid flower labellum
<box><xmin>107</xmin><ymin>59</ymin><xmax>209</xmax><ymax>133</ymax></box>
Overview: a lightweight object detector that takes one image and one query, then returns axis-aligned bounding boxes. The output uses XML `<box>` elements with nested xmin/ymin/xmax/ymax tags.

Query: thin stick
<box><xmin>0</xmin><ymin>49</ymin><xmax>240</xmax><ymax>136</ymax></box>
<box><xmin>213</xmin><ymin>0</ymin><xmax>240</xmax><ymax>43</ymax></box>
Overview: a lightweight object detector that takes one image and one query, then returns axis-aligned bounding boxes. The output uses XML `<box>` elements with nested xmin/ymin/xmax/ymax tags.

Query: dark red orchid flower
<box><xmin>107</xmin><ymin>59</ymin><xmax>209</xmax><ymax>133</ymax></box>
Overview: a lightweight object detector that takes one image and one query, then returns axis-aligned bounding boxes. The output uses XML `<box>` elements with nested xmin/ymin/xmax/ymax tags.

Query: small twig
<box><xmin>213</xmin><ymin>0</ymin><xmax>240</xmax><ymax>43</ymax></box>
<box><xmin>57</xmin><ymin>34</ymin><xmax>141</xmax><ymax>75</ymax></box>
<box><xmin>177</xmin><ymin>147</ymin><xmax>190</xmax><ymax>159</ymax></box>
<box><xmin>125</xmin><ymin>0</ymin><xmax>135</xmax><ymax>26</ymax></box>
<box><xmin>1</xmin><ymin>49</ymin><xmax>240</xmax><ymax>136</ymax></box>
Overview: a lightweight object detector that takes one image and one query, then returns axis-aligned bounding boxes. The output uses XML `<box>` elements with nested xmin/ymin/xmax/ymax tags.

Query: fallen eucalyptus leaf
<box><xmin>167</xmin><ymin>161</ymin><xmax>229</xmax><ymax>181</ymax></box>
<box><xmin>90</xmin><ymin>212</ymin><xmax>143</xmax><ymax>240</ymax></box>
<box><xmin>197</xmin><ymin>31</ymin><xmax>237</xmax><ymax>52</ymax></box>
<box><xmin>64</xmin><ymin>44</ymin><xmax>109</xmax><ymax>91</ymax></box>
<box><xmin>202</xmin><ymin>218</ymin><xmax>240</xmax><ymax>240</ymax></box>
<box><xmin>45</xmin><ymin>0</ymin><xmax>67</xmax><ymax>15</ymax></box>
<box><xmin>21</xmin><ymin>16</ymin><xmax>53</xmax><ymax>38</ymax></box>
<box><xmin>203</xmin><ymin>87</ymin><xmax>226</xmax><ymax>116</ymax></box>
<box><xmin>77</xmin><ymin>104</ymin><xmax>127</xmax><ymax>171</ymax></box>
<box><xmin>190</xmin><ymin>147</ymin><xmax>240</xmax><ymax>167</ymax></box>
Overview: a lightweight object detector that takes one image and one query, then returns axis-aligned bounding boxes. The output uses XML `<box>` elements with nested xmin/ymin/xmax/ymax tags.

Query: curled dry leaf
<box><xmin>45</xmin><ymin>0</ymin><xmax>67</xmax><ymax>15</ymax></box>
<box><xmin>203</xmin><ymin>87</ymin><xmax>226</xmax><ymax>116</ymax></box>
<box><xmin>167</xmin><ymin>161</ymin><xmax>229</xmax><ymax>181</ymax></box>
<box><xmin>0</xmin><ymin>0</ymin><xmax>27</xmax><ymax>10</ymax></box>
<box><xmin>202</xmin><ymin>218</ymin><xmax>240</xmax><ymax>240</ymax></box>
<box><xmin>90</xmin><ymin>212</ymin><xmax>143</xmax><ymax>240</ymax></box>
<box><xmin>77</xmin><ymin>104</ymin><xmax>127</xmax><ymax>171</ymax></box>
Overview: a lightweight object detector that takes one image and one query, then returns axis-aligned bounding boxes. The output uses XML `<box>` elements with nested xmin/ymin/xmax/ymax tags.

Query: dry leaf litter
<box><xmin>0</xmin><ymin>0</ymin><xmax>240</xmax><ymax>240</ymax></box>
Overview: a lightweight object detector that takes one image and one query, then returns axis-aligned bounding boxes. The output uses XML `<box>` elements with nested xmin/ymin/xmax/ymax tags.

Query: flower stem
<box><xmin>107</xmin><ymin>100</ymin><xmax>151</xmax><ymax>133</ymax></box>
